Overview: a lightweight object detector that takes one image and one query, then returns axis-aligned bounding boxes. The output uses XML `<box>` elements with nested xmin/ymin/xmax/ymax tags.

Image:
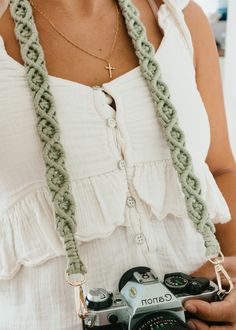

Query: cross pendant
<box><xmin>105</xmin><ymin>63</ymin><xmax>116</xmax><ymax>79</ymax></box>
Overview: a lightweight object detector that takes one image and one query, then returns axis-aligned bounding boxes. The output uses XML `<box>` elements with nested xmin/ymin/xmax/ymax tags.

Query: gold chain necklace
<box><xmin>29</xmin><ymin>1</ymin><xmax>120</xmax><ymax>79</ymax></box>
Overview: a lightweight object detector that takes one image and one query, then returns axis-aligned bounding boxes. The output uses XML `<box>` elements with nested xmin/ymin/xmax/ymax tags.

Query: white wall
<box><xmin>194</xmin><ymin>0</ymin><xmax>219</xmax><ymax>14</ymax></box>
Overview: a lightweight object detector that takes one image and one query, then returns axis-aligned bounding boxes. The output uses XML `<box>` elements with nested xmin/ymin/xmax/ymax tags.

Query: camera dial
<box><xmin>164</xmin><ymin>273</ymin><xmax>211</xmax><ymax>295</ymax></box>
<box><xmin>164</xmin><ymin>275</ymin><xmax>189</xmax><ymax>290</ymax></box>
<box><xmin>86</xmin><ymin>288</ymin><xmax>113</xmax><ymax>311</ymax></box>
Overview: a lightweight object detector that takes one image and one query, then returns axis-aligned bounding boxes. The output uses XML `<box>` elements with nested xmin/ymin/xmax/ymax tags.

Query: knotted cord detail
<box><xmin>9</xmin><ymin>0</ymin><xmax>87</xmax><ymax>276</ymax></box>
<box><xmin>9</xmin><ymin>0</ymin><xmax>221</xmax><ymax>277</ymax></box>
<box><xmin>117</xmin><ymin>0</ymin><xmax>220</xmax><ymax>257</ymax></box>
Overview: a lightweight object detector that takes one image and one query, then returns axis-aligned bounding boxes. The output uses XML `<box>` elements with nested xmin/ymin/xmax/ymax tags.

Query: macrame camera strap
<box><xmin>9</xmin><ymin>0</ymin><xmax>233</xmax><ymax>318</ymax></box>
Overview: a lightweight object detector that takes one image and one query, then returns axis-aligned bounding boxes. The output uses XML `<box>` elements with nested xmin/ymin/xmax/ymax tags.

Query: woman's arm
<box><xmin>184</xmin><ymin>1</ymin><xmax>236</xmax><ymax>257</ymax></box>
<box><xmin>182</xmin><ymin>2</ymin><xmax>236</xmax><ymax>329</ymax></box>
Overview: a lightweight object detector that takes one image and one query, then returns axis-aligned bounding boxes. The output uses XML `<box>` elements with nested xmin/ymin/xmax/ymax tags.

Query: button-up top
<box><xmin>0</xmin><ymin>0</ymin><xmax>231</xmax><ymax>329</ymax></box>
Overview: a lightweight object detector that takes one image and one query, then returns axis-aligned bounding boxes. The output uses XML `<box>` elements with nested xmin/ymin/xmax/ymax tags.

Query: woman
<box><xmin>0</xmin><ymin>0</ymin><xmax>236</xmax><ymax>329</ymax></box>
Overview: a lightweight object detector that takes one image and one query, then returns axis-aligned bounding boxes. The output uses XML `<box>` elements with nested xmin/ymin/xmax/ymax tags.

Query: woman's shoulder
<box><xmin>182</xmin><ymin>1</ymin><xmax>212</xmax><ymax>43</ymax></box>
<box><xmin>0</xmin><ymin>7</ymin><xmax>24</xmax><ymax>65</ymax></box>
<box><xmin>180</xmin><ymin>1</ymin><xmax>213</xmax><ymax>66</ymax></box>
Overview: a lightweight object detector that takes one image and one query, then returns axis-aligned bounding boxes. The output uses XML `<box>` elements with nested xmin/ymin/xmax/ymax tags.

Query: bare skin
<box><xmin>0</xmin><ymin>1</ymin><xmax>236</xmax><ymax>329</ymax></box>
<box><xmin>0</xmin><ymin>0</ymin><xmax>164</xmax><ymax>86</ymax></box>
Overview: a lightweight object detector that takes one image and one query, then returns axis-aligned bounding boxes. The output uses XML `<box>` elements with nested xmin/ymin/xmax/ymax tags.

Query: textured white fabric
<box><xmin>0</xmin><ymin>0</ymin><xmax>231</xmax><ymax>329</ymax></box>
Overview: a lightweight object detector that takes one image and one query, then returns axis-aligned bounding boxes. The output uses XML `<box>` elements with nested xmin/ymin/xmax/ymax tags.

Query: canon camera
<box><xmin>83</xmin><ymin>266</ymin><xmax>219</xmax><ymax>330</ymax></box>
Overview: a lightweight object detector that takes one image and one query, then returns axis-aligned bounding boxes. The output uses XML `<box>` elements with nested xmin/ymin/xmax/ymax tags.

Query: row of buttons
<box><xmin>93</xmin><ymin>87</ymin><xmax>145</xmax><ymax>247</ymax></box>
<box><xmin>117</xmin><ymin>146</ymin><xmax>142</xmax><ymax>245</ymax></box>
<box><xmin>126</xmin><ymin>196</ymin><xmax>146</xmax><ymax>245</ymax></box>
<box><xmin>104</xmin><ymin>94</ymin><xmax>124</xmax><ymax>174</ymax></box>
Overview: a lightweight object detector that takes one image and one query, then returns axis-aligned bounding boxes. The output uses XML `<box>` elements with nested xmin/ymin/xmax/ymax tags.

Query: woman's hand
<box><xmin>0</xmin><ymin>0</ymin><xmax>9</xmax><ymax>18</ymax></box>
<box><xmin>185</xmin><ymin>256</ymin><xmax>236</xmax><ymax>329</ymax></box>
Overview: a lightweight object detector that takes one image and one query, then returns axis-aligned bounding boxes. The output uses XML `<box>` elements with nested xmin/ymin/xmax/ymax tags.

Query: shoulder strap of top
<box><xmin>163</xmin><ymin>0</ymin><xmax>193</xmax><ymax>57</ymax></box>
<box><xmin>165</xmin><ymin>0</ymin><xmax>193</xmax><ymax>57</ymax></box>
<box><xmin>147</xmin><ymin>0</ymin><xmax>159</xmax><ymax>21</ymax></box>
<box><xmin>174</xmin><ymin>0</ymin><xmax>190</xmax><ymax>10</ymax></box>
<box><xmin>147</xmin><ymin>0</ymin><xmax>193</xmax><ymax>59</ymax></box>
<box><xmin>147</xmin><ymin>0</ymin><xmax>190</xmax><ymax>14</ymax></box>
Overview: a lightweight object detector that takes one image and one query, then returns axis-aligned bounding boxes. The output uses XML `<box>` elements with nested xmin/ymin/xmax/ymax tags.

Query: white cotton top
<box><xmin>0</xmin><ymin>0</ymin><xmax>231</xmax><ymax>329</ymax></box>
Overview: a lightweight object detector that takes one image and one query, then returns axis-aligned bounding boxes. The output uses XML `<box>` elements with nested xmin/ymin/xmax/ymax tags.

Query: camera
<box><xmin>83</xmin><ymin>266</ymin><xmax>219</xmax><ymax>330</ymax></box>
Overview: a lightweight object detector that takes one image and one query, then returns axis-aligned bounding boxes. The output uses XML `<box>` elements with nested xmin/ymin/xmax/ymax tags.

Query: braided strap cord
<box><xmin>9</xmin><ymin>0</ymin><xmax>221</xmax><ymax>279</ymax></box>
<box><xmin>117</xmin><ymin>0</ymin><xmax>220</xmax><ymax>258</ymax></box>
<box><xmin>9</xmin><ymin>0</ymin><xmax>87</xmax><ymax>276</ymax></box>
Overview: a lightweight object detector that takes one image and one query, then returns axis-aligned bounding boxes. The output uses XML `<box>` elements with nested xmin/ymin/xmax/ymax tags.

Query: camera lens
<box><xmin>132</xmin><ymin>311</ymin><xmax>187</xmax><ymax>330</ymax></box>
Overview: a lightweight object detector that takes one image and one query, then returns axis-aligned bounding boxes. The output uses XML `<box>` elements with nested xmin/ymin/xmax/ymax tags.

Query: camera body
<box><xmin>83</xmin><ymin>267</ymin><xmax>218</xmax><ymax>330</ymax></box>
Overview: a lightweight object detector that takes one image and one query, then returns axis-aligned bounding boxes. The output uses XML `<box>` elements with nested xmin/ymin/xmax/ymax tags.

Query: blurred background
<box><xmin>195</xmin><ymin>0</ymin><xmax>236</xmax><ymax>158</ymax></box>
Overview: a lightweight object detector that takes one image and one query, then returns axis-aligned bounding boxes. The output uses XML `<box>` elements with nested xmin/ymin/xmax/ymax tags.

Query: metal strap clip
<box><xmin>209</xmin><ymin>252</ymin><xmax>234</xmax><ymax>300</ymax></box>
<box><xmin>66</xmin><ymin>273</ymin><xmax>88</xmax><ymax>320</ymax></box>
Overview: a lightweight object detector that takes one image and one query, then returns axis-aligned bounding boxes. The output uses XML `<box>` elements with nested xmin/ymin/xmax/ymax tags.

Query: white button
<box><xmin>126</xmin><ymin>196</ymin><xmax>136</xmax><ymax>207</ymax></box>
<box><xmin>135</xmin><ymin>234</ymin><xmax>145</xmax><ymax>245</ymax></box>
<box><xmin>107</xmin><ymin>118</ymin><xmax>117</xmax><ymax>128</ymax></box>
<box><xmin>105</xmin><ymin>94</ymin><xmax>114</xmax><ymax>105</ymax></box>
<box><xmin>118</xmin><ymin>160</ymin><xmax>126</xmax><ymax>170</ymax></box>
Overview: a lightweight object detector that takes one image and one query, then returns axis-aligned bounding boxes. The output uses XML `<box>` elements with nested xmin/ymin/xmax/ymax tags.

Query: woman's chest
<box><xmin>0</xmin><ymin>54</ymin><xmax>210</xmax><ymax>187</ymax></box>
<box><xmin>0</xmin><ymin>12</ymin><xmax>211</xmax><ymax>192</ymax></box>
<box><xmin>0</xmin><ymin>0</ymin><xmax>163</xmax><ymax>87</ymax></box>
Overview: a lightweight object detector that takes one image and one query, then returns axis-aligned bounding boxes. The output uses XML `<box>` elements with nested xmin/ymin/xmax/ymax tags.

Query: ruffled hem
<box><xmin>0</xmin><ymin>187</ymin><xmax>64</xmax><ymax>280</ymax></box>
<box><xmin>133</xmin><ymin>158</ymin><xmax>231</xmax><ymax>224</ymax></box>
<box><xmin>0</xmin><ymin>169</ymin><xmax>129</xmax><ymax>280</ymax></box>
<box><xmin>0</xmin><ymin>160</ymin><xmax>231</xmax><ymax>280</ymax></box>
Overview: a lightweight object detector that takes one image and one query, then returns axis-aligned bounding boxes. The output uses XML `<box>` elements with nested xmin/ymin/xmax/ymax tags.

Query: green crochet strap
<box><xmin>9</xmin><ymin>0</ymin><xmax>221</xmax><ymax>278</ymax></box>
<box><xmin>9</xmin><ymin>0</ymin><xmax>87</xmax><ymax>276</ymax></box>
<box><xmin>117</xmin><ymin>0</ymin><xmax>220</xmax><ymax>257</ymax></box>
